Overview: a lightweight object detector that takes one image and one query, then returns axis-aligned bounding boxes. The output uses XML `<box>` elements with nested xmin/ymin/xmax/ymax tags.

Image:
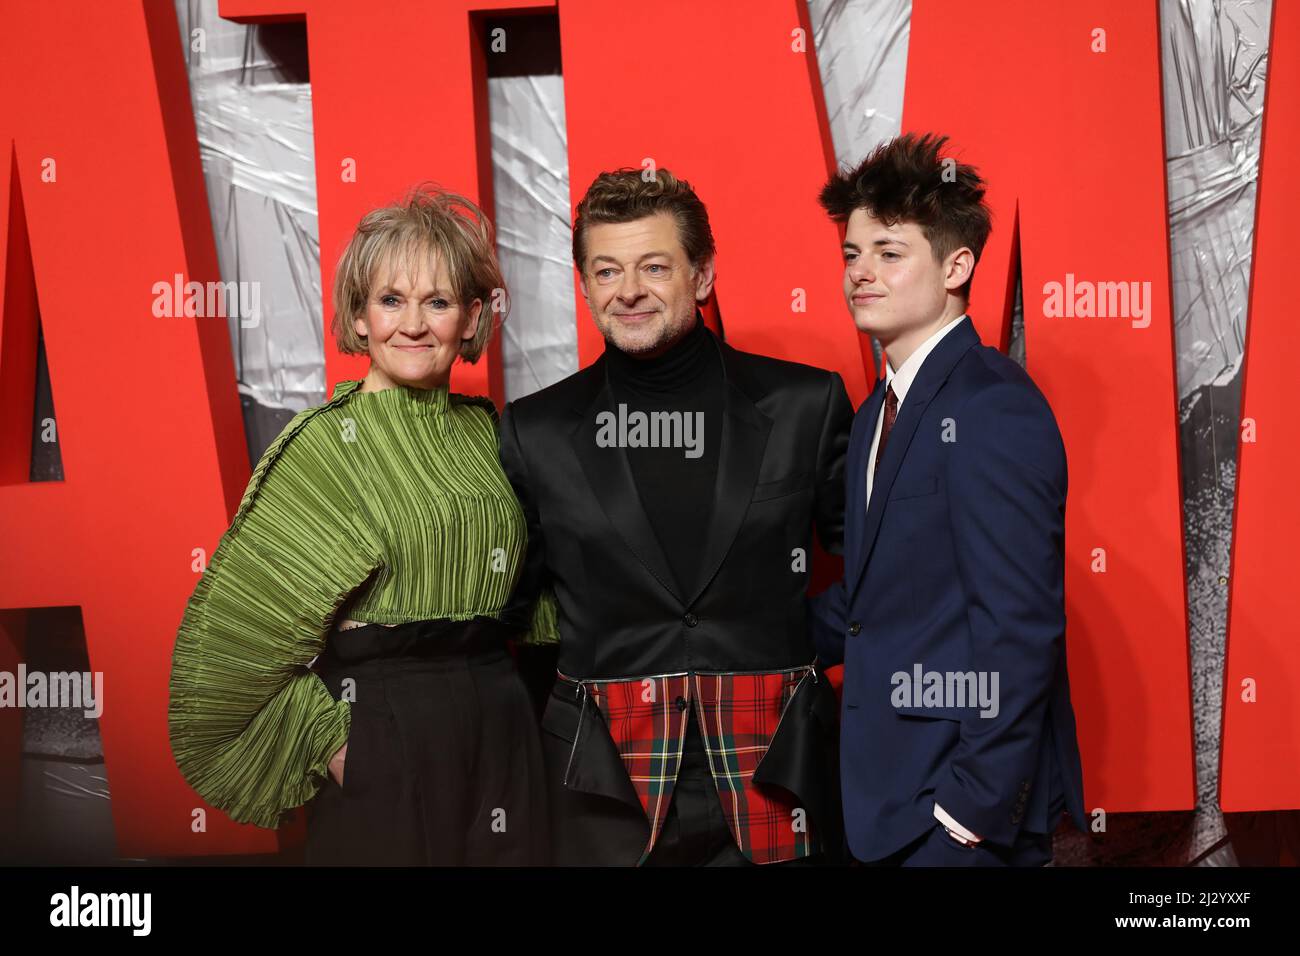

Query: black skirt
<box><xmin>305</xmin><ymin>616</ymin><xmax>548</xmax><ymax>866</ymax></box>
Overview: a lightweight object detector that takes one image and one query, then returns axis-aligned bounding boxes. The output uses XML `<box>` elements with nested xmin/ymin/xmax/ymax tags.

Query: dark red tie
<box><xmin>873</xmin><ymin>383</ymin><xmax>898</xmax><ymax>475</ymax></box>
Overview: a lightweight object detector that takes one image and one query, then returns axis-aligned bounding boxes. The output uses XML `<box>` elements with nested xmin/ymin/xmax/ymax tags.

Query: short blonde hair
<box><xmin>331</xmin><ymin>182</ymin><xmax>509</xmax><ymax>363</ymax></box>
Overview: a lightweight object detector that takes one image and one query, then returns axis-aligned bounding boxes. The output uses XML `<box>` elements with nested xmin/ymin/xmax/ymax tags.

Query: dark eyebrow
<box><xmin>873</xmin><ymin>237</ymin><xmax>909</xmax><ymax>247</ymax></box>
<box><xmin>590</xmin><ymin>251</ymin><xmax>674</xmax><ymax>266</ymax></box>
<box><xmin>842</xmin><ymin>242</ymin><xmax>861</xmax><ymax>252</ymax></box>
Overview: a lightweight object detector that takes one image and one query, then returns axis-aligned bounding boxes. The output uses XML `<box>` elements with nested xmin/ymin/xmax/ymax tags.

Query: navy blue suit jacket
<box><xmin>811</xmin><ymin>316</ymin><xmax>1087</xmax><ymax>862</ymax></box>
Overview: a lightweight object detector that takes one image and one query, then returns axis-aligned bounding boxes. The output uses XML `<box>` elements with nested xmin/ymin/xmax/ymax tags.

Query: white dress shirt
<box><xmin>864</xmin><ymin>313</ymin><xmax>984</xmax><ymax>846</ymax></box>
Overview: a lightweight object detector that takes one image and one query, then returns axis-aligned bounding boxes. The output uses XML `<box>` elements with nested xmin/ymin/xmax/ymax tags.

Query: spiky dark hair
<box><xmin>819</xmin><ymin>133</ymin><xmax>991</xmax><ymax>297</ymax></box>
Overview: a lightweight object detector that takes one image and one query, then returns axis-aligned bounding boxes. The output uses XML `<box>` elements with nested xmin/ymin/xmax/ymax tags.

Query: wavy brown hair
<box><xmin>572</xmin><ymin>167</ymin><xmax>716</xmax><ymax>274</ymax></box>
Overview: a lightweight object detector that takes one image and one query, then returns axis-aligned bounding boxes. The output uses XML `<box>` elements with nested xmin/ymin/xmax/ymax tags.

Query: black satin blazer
<box><xmin>498</xmin><ymin>327</ymin><xmax>853</xmax><ymax>679</ymax></box>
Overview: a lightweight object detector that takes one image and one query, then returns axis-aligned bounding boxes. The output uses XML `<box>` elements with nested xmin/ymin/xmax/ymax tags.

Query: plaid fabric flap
<box><xmin>586</xmin><ymin>676</ymin><xmax>691</xmax><ymax>864</ymax></box>
<box><xmin>582</xmin><ymin>667</ymin><xmax>817</xmax><ymax>865</ymax></box>
<box><xmin>694</xmin><ymin>670</ymin><xmax>818</xmax><ymax>864</ymax></box>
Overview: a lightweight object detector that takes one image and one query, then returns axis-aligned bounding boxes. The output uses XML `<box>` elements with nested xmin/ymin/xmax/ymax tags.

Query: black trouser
<box><xmin>305</xmin><ymin>617</ymin><xmax>548</xmax><ymax>866</ymax></box>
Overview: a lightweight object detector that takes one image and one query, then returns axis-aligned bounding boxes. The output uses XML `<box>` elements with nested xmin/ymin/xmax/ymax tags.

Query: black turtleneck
<box><xmin>604</xmin><ymin>317</ymin><xmax>724</xmax><ymax>598</ymax></box>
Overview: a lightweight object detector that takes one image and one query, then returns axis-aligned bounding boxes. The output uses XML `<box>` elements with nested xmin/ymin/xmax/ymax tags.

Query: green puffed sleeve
<box><xmin>168</xmin><ymin>398</ymin><xmax>382</xmax><ymax>829</ymax></box>
<box><xmin>523</xmin><ymin>587</ymin><xmax>560</xmax><ymax>646</ymax></box>
<box><xmin>458</xmin><ymin>392</ymin><xmax>560</xmax><ymax>646</ymax></box>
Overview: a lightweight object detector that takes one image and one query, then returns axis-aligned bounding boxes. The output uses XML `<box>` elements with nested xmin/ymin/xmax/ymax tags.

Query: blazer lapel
<box><xmin>569</xmin><ymin>332</ymin><xmax>772</xmax><ymax>609</ymax></box>
<box><xmin>848</xmin><ymin>317</ymin><xmax>981</xmax><ymax>601</ymax></box>
<box><xmin>570</xmin><ymin>356</ymin><xmax>685</xmax><ymax>604</ymax></box>
<box><xmin>685</xmin><ymin>338</ymin><xmax>772</xmax><ymax>607</ymax></box>
<box><xmin>845</xmin><ymin>376</ymin><xmax>886</xmax><ymax>589</ymax></box>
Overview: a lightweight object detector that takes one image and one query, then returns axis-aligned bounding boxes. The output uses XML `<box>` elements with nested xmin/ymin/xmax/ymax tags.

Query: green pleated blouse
<box><xmin>168</xmin><ymin>378</ymin><xmax>556</xmax><ymax>830</ymax></box>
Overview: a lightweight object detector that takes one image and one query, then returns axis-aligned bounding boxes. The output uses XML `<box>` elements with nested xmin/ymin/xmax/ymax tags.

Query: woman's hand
<box><xmin>328</xmin><ymin>743</ymin><xmax>347</xmax><ymax>786</ymax></box>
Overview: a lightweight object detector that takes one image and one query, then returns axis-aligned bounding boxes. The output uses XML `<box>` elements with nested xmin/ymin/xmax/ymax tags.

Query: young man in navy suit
<box><xmin>811</xmin><ymin>133</ymin><xmax>1087</xmax><ymax>866</ymax></box>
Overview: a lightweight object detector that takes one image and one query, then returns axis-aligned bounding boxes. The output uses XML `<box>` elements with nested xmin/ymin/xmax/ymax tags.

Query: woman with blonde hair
<box><xmin>168</xmin><ymin>183</ymin><xmax>547</xmax><ymax>865</ymax></box>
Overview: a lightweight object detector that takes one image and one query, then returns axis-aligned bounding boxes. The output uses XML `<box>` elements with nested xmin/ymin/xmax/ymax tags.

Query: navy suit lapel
<box><xmin>848</xmin><ymin>317</ymin><xmax>981</xmax><ymax>602</ymax></box>
<box><xmin>845</xmin><ymin>376</ymin><xmax>885</xmax><ymax>586</ymax></box>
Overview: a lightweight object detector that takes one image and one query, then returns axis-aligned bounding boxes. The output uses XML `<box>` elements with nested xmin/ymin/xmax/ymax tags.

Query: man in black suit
<box><xmin>499</xmin><ymin>167</ymin><xmax>853</xmax><ymax>865</ymax></box>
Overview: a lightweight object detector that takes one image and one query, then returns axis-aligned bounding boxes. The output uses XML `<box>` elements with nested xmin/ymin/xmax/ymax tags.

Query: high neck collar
<box><xmin>603</xmin><ymin>316</ymin><xmax>717</xmax><ymax>394</ymax></box>
<box><xmin>337</xmin><ymin>378</ymin><xmax>450</xmax><ymax>419</ymax></box>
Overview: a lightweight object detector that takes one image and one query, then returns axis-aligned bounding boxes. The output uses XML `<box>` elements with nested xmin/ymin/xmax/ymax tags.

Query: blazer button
<box><xmin>683</xmin><ymin>612</ymin><xmax>698</xmax><ymax>627</ymax></box>
<box><xmin>848</xmin><ymin>621</ymin><xmax>862</xmax><ymax>636</ymax></box>
<box><xmin>675</xmin><ymin>696</ymin><xmax>689</xmax><ymax>712</ymax></box>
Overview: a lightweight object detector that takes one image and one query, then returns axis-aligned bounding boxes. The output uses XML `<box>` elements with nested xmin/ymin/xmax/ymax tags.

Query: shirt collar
<box><xmin>884</xmin><ymin>313</ymin><xmax>968</xmax><ymax>405</ymax></box>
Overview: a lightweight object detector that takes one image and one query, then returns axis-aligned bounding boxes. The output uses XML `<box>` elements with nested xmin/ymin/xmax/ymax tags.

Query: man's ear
<box><xmin>577</xmin><ymin>268</ymin><xmax>592</xmax><ymax>306</ymax></box>
<box><xmin>462</xmin><ymin>298</ymin><xmax>483</xmax><ymax>341</ymax></box>
<box><xmin>693</xmin><ymin>255</ymin><xmax>717</xmax><ymax>302</ymax></box>
<box><xmin>944</xmin><ymin>247</ymin><xmax>975</xmax><ymax>293</ymax></box>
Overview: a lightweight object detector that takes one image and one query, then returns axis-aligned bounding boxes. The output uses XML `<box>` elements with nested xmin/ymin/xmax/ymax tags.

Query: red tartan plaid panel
<box><xmin>581</xmin><ymin>668</ymin><xmax>817</xmax><ymax>864</ymax></box>
<box><xmin>693</xmin><ymin>670</ymin><xmax>817</xmax><ymax>864</ymax></box>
